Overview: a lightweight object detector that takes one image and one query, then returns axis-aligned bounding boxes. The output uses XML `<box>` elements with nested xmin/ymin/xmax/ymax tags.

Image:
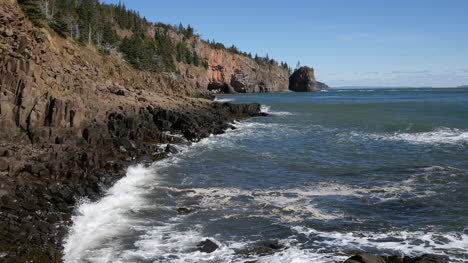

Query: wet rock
<box><xmin>239</xmin><ymin>247</ymin><xmax>273</xmax><ymax>255</ymax></box>
<box><xmin>177</xmin><ymin>207</ymin><xmax>195</xmax><ymax>214</ymax></box>
<box><xmin>344</xmin><ymin>253</ymin><xmax>386</xmax><ymax>263</ymax></box>
<box><xmin>197</xmin><ymin>239</ymin><xmax>219</xmax><ymax>253</ymax></box>
<box><xmin>165</xmin><ymin>144</ymin><xmax>179</xmax><ymax>154</ymax></box>
<box><xmin>118</xmin><ymin>146</ymin><xmax>127</xmax><ymax>153</ymax></box>
<box><xmin>383</xmin><ymin>256</ymin><xmax>404</xmax><ymax>263</ymax></box>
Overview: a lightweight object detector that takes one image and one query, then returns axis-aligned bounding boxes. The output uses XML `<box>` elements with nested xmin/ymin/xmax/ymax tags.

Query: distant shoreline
<box><xmin>332</xmin><ymin>86</ymin><xmax>468</xmax><ymax>89</ymax></box>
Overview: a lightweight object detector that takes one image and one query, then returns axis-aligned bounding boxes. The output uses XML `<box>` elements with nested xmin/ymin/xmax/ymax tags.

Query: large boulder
<box><xmin>289</xmin><ymin>66</ymin><xmax>317</xmax><ymax>92</ymax></box>
<box><xmin>197</xmin><ymin>239</ymin><xmax>219</xmax><ymax>253</ymax></box>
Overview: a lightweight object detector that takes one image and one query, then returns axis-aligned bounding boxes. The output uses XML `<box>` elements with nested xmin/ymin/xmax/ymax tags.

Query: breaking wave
<box><xmin>214</xmin><ymin>97</ymin><xmax>235</xmax><ymax>102</ymax></box>
<box><xmin>260</xmin><ymin>105</ymin><xmax>293</xmax><ymax>116</ymax></box>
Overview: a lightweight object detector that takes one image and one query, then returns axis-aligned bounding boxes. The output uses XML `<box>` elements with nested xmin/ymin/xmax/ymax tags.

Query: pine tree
<box><xmin>50</xmin><ymin>11</ymin><xmax>69</xmax><ymax>37</ymax></box>
<box><xmin>19</xmin><ymin>0</ymin><xmax>46</xmax><ymax>27</ymax></box>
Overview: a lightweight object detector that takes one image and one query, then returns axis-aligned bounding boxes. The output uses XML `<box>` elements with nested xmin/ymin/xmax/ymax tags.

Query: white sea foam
<box><xmin>63</xmin><ymin>165</ymin><xmax>157</xmax><ymax>263</ymax></box>
<box><xmin>62</xmin><ymin>120</ymin><xmax>272</xmax><ymax>262</ymax></box>
<box><xmin>185</xmin><ymin>186</ymin><xmax>345</xmax><ymax>221</ymax></box>
<box><xmin>292</xmin><ymin>226</ymin><xmax>468</xmax><ymax>262</ymax></box>
<box><xmin>256</xmin><ymin>246</ymin><xmax>347</xmax><ymax>263</ymax></box>
<box><xmin>214</xmin><ymin>97</ymin><xmax>235</xmax><ymax>102</ymax></box>
<box><xmin>349</xmin><ymin>128</ymin><xmax>468</xmax><ymax>145</ymax></box>
<box><xmin>261</xmin><ymin>105</ymin><xmax>293</xmax><ymax>116</ymax></box>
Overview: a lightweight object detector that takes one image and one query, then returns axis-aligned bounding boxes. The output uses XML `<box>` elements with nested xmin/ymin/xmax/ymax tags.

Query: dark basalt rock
<box><xmin>177</xmin><ymin>207</ymin><xmax>195</xmax><ymax>214</ymax></box>
<box><xmin>344</xmin><ymin>253</ymin><xmax>386</xmax><ymax>263</ymax></box>
<box><xmin>344</xmin><ymin>254</ymin><xmax>449</xmax><ymax>263</ymax></box>
<box><xmin>165</xmin><ymin>144</ymin><xmax>179</xmax><ymax>154</ymax></box>
<box><xmin>197</xmin><ymin>239</ymin><xmax>219</xmax><ymax>253</ymax></box>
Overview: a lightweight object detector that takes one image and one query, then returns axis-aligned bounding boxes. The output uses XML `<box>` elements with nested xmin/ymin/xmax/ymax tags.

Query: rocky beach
<box><xmin>0</xmin><ymin>1</ymin><xmax>464</xmax><ymax>262</ymax></box>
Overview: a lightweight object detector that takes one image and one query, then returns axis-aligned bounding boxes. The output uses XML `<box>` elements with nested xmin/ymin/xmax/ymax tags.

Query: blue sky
<box><xmin>103</xmin><ymin>0</ymin><xmax>468</xmax><ymax>87</ymax></box>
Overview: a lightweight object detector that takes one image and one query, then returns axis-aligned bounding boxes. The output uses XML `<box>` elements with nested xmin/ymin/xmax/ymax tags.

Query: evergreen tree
<box><xmin>50</xmin><ymin>11</ymin><xmax>69</xmax><ymax>37</ymax></box>
<box><xmin>19</xmin><ymin>0</ymin><xmax>46</xmax><ymax>27</ymax></box>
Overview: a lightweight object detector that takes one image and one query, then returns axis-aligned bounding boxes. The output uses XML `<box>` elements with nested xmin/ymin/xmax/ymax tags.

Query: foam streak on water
<box><xmin>351</xmin><ymin>127</ymin><xmax>468</xmax><ymax>145</ymax></box>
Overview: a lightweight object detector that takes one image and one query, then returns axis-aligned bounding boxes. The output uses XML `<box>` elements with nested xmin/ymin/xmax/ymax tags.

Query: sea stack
<box><xmin>289</xmin><ymin>66</ymin><xmax>319</xmax><ymax>92</ymax></box>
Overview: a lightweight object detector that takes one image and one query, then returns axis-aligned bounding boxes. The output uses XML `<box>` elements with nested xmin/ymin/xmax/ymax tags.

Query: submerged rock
<box><xmin>344</xmin><ymin>253</ymin><xmax>386</xmax><ymax>263</ymax></box>
<box><xmin>197</xmin><ymin>239</ymin><xmax>219</xmax><ymax>253</ymax></box>
<box><xmin>344</xmin><ymin>254</ymin><xmax>449</xmax><ymax>263</ymax></box>
<box><xmin>176</xmin><ymin>207</ymin><xmax>195</xmax><ymax>214</ymax></box>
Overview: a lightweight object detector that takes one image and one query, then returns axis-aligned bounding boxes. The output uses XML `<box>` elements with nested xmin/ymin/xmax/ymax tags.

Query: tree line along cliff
<box><xmin>17</xmin><ymin>0</ymin><xmax>329</xmax><ymax>93</ymax></box>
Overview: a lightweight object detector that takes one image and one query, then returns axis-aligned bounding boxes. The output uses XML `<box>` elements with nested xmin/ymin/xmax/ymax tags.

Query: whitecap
<box><xmin>214</xmin><ymin>97</ymin><xmax>235</xmax><ymax>102</ymax></box>
<box><xmin>260</xmin><ymin>105</ymin><xmax>293</xmax><ymax>116</ymax></box>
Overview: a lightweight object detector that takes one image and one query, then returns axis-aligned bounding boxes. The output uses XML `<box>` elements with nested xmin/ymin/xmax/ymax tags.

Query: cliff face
<box><xmin>173</xmin><ymin>40</ymin><xmax>290</xmax><ymax>94</ymax></box>
<box><xmin>201</xmin><ymin>45</ymin><xmax>289</xmax><ymax>93</ymax></box>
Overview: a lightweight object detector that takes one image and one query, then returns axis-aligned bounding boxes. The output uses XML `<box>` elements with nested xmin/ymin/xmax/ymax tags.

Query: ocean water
<box><xmin>64</xmin><ymin>88</ymin><xmax>468</xmax><ymax>263</ymax></box>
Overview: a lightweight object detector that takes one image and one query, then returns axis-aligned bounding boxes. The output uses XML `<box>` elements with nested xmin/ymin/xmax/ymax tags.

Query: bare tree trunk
<box><xmin>88</xmin><ymin>24</ymin><xmax>92</xmax><ymax>45</ymax></box>
<box><xmin>96</xmin><ymin>27</ymin><xmax>102</xmax><ymax>46</ymax></box>
<box><xmin>75</xmin><ymin>23</ymin><xmax>80</xmax><ymax>40</ymax></box>
<box><xmin>44</xmin><ymin>0</ymin><xmax>50</xmax><ymax>20</ymax></box>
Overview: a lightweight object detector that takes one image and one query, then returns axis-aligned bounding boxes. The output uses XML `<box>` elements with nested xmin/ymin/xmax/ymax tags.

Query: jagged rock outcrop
<box><xmin>289</xmin><ymin>66</ymin><xmax>318</xmax><ymax>92</ymax></box>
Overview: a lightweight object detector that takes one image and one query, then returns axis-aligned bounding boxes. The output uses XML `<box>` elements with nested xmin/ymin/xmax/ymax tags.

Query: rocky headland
<box><xmin>289</xmin><ymin>66</ymin><xmax>329</xmax><ymax>92</ymax></box>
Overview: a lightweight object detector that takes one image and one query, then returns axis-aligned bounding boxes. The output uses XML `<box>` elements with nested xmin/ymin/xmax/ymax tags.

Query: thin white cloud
<box><xmin>337</xmin><ymin>33</ymin><xmax>369</xmax><ymax>40</ymax></box>
<box><xmin>386</xmin><ymin>70</ymin><xmax>430</xmax><ymax>75</ymax></box>
<box><xmin>354</xmin><ymin>72</ymin><xmax>380</xmax><ymax>75</ymax></box>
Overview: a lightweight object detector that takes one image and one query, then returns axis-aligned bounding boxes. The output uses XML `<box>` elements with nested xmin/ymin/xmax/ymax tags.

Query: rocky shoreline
<box><xmin>0</xmin><ymin>1</ymin><xmax>453</xmax><ymax>262</ymax></box>
<box><xmin>0</xmin><ymin>98</ymin><xmax>265</xmax><ymax>262</ymax></box>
